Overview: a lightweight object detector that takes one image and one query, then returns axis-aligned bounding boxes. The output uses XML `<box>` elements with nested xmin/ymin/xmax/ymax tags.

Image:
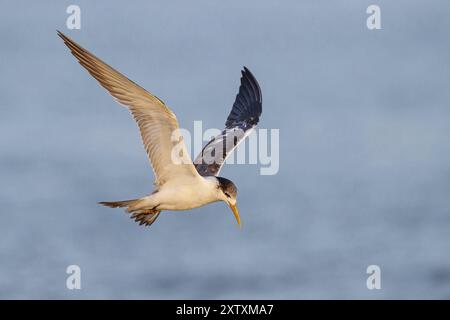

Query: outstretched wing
<box><xmin>58</xmin><ymin>31</ymin><xmax>199</xmax><ymax>186</ymax></box>
<box><xmin>194</xmin><ymin>67</ymin><xmax>262</xmax><ymax>176</ymax></box>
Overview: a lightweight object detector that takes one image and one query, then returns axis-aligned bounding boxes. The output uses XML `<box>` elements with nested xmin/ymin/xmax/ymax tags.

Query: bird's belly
<box><xmin>155</xmin><ymin>184</ymin><xmax>218</xmax><ymax>211</ymax></box>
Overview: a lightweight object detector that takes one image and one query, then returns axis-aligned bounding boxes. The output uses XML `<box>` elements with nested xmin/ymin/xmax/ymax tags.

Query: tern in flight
<box><xmin>58</xmin><ymin>31</ymin><xmax>262</xmax><ymax>227</ymax></box>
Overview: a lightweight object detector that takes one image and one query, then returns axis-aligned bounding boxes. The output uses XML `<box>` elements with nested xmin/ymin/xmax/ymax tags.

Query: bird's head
<box><xmin>216</xmin><ymin>177</ymin><xmax>241</xmax><ymax>227</ymax></box>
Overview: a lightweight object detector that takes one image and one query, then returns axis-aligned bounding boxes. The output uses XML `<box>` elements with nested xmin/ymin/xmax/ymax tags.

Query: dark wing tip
<box><xmin>194</xmin><ymin>67</ymin><xmax>263</xmax><ymax>176</ymax></box>
<box><xmin>241</xmin><ymin>66</ymin><xmax>262</xmax><ymax>101</ymax></box>
<box><xmin>225</xmin><ymin>67</ymin><xmax>262</xmax><ymax>129</ymax></box>
<box><xmin>57</xmin><ymin>30</ymin><xmax>67</xmax><ymax>41</ymax></box>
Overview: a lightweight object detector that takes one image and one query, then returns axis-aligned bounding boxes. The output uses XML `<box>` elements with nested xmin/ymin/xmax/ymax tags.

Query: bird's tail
<box><xmin>99</xmin><ymin>198</ymin><xmax>161</xmax><ymax>227</ymax></box>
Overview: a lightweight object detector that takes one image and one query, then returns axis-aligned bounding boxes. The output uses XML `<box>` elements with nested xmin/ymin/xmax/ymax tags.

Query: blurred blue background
<box><xmin>1</xmin><ymin>0</ymin><xmax>450</xmax><ymax>299</ymax></box>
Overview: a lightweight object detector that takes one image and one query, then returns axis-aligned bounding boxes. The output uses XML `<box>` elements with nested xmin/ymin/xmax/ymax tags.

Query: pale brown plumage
<box><xmin>57</xmin><ymin>31</ymin><xmax>199</xmax><ymax>187</ymax></box>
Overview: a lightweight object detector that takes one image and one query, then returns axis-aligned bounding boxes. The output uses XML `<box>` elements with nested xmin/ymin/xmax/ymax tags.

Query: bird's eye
<box><xmin>224</xmin><ymin>192</ymin><xmax>230</xmax><ymax>198</ymax></box>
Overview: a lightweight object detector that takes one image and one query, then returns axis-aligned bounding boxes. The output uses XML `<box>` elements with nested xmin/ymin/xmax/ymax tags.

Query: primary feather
<box><xmin>194</xmin><ymin>67</ymin><xmax>262</xmax><ymax>176</ymax></box>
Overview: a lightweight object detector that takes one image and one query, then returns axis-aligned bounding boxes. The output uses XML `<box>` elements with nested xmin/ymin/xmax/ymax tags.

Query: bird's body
<box><xmin>144</xmin><ymin>176</ymin><xmax>221</xmax><ymax>212</ymax></box>
<box><xmin>58</xmin><ymin>31</ymin><xmax>262</xmax><ymax>227</ymax></box>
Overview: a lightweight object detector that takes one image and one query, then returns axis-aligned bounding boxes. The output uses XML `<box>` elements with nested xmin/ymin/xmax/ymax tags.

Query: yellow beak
<box><xmin>229</xmin><ymin>203</ymin><xmax>241</xmax><ymax>227</ymax></box>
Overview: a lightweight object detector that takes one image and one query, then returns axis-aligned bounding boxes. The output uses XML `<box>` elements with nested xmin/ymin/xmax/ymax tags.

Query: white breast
<box><xmin>153</xmin><ymin>176</ymin><xmax>219</xmax><ymax>211</ymax></box>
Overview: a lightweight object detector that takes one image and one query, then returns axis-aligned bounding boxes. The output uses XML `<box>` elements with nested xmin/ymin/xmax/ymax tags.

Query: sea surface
<box><xmin>1</xmin><ymin>1</ymin><xmax>450</xmax><ymax>298</ymax></box>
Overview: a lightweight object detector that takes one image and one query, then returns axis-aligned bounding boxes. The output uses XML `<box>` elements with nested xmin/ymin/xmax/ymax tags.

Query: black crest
<box><xmin>216</xmin><ymin>177</ymin><xmax>237</xmax><ymax>198</ymax></box>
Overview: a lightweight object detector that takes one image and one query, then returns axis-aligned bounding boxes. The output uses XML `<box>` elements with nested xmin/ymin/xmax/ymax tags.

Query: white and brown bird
<box><xmin>58</xmin><ymin>31</ymin><xmax>262</xmax><ymax>227</ymax></box>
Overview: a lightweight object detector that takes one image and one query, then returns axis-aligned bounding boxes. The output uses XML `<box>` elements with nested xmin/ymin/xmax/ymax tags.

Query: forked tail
<box><xmin>99</xmin><ymin>198</ymin><xmax>161</xmax><ymax>227</ymax></box>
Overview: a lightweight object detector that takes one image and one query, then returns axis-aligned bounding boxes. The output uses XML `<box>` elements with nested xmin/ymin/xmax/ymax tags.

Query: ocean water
<box><xmin>1</xmin><ymin>0</ymin><xmax>450</xmax><ymax>299</ymax></box>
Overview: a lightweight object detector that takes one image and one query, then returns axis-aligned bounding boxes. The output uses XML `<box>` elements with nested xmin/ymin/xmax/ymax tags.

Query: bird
<box><xmin>58</xmin><ymin>31</ymin><xmax>262</xmax><ymax>227</ymax></box>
